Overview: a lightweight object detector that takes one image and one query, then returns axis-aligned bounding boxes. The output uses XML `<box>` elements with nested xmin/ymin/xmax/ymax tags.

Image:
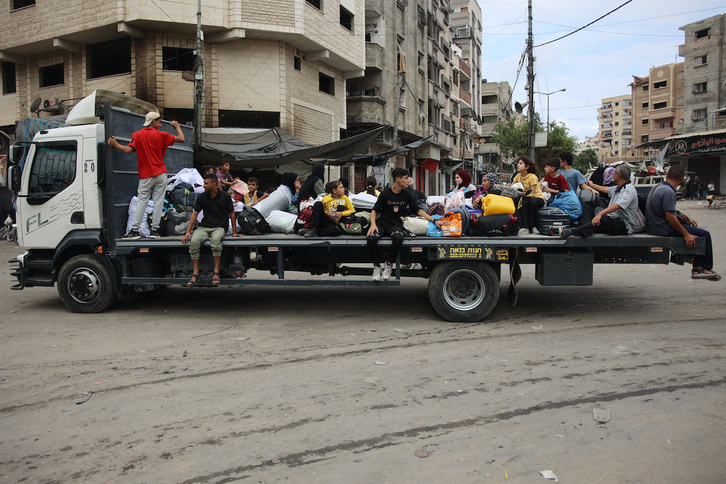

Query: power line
<box><xmin>534</xmin><ymin>0</ymin><xmax>633</xmax><ymax>48</ymax></box>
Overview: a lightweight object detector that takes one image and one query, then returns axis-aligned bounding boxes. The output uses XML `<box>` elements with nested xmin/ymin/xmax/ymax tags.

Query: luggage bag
<box><xmin>537</xmin><ymin>206</ymin><xmax>571</xmax><ymax>236</ymax></box>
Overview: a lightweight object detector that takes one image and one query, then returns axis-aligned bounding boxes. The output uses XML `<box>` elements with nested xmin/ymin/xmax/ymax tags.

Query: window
<box><xmin>695</xmin><ymin>28</ymin><xmax>710</xmax><ymax>39</ymax></box>
<box><xmin>641</xmin><ymin>135</ymin><xmax>649</xmax><ymax>142</ymax></box>
<box><xmin>162</xmin><ymin>47</ymin><xmax>195</xmax><ymax>71</ymax></box>
<box><xmin>643</xmin><ymin>85</ymin><xmax>649</xmax><ymax>92</ymax></box>
<box><xmin>692</xmin><ymin>108</ymin><xmax>707</xmax><ymax>120</ymax></box>
<box><xmin>642</xmin><ymin>119</ymin><xmax>649</xmax><ymax>125</ymax></box>
<box><xmin>294</xmin><ymin>56</ymin><xmax>301</xmax><ymax>71</ymax></box>
<box><xmin>695</xmin><ymin>55</ymin><xmax>708</xmax><ymax>66</ymax></box>
<box><xmin>653</xmin><ymin>101</ymin><xmax>667</xmax><ymax>109</ymax></box>
<box><xmin>615</xmin><ymin>121</ymin><xmax>619</xmax><ymax>126</ymax></box>
<box><xmin>658</xmin><ymin>122</ymin><xmax>668</xmax><ymax>129</ymax></box>
<box><xmin>27</xmin><ymin>142</ymin><xmax>77</xmax><ymax>204</ymax></box>
<box><xmin>319</xmin><ymin>72</ymin><xmax>334</xmax><ymax>95</ymax></box>
<box><xmin>693</xmin><ymin>82</ymin><xmax>707</xmax><ymax>93</ymax></box>
<box><xmin>87</xmin><ymin>38</ymin><xmax>131</xmax><ymax>79</ymax></box>
<box><xmin>340</xmin><ymin>6</ymin><xmax>353</xmax><ymax>31</ymax></box>
<box><xmin>306</xmin><ymin>0</ymin><xmax>321</xmax><ymax>10</ymax></box>
<box><xmin>2</xmin><ymin>62</ymin><xmax>16</xmax><ymax>94</ymax></box>
<box><xmin>653</xmin><ymin>80</ymin><xmax>667</xmax><ymax>89</ymax></box>
<box><xmin>11</xmin><ymin>0</ymin><xmax>35</xmax><ymax>9</ymax></box>
<box><xmin>39</xmin><ymin>64</ymin><xmax>64</xmax><ymax>88</ymax></box>
<box><xmin>482</xmin><ymin>115</ymin><xmax>496</xmax><ymax>123</ymax></box>
<box><xmin>642</xmin><ymin>102</ymin><xmax>649</xmax><ymax>109</ymax></box>
<box><xmin>417</xmin><ymin>4</ymin><xmax>426</xmax><ymax>27</ymax></box>
<box><xmin>615</xmin><ymin>102</ymin><xmax>619</xmax><ymax>106</ymax></box>
<box><xmin>218</xmin><ymin>110</ymin><xmax>280</xmax><ymax>128</ymax></box>
<box><xmin>163</xmin><ymin>108</ymin><xmax>194</xmax><ymax>127</ymax></box>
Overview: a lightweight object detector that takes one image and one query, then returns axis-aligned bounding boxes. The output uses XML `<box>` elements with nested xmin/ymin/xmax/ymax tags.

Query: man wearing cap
<box><xmin>108</xmin><ymin>112</ymin><xmax>185</xmax><ymax>239</ymax></box>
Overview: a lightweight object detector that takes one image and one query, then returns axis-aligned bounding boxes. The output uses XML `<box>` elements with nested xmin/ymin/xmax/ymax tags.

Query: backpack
<box><xmin>171</xmin><ymin>186</ymin><xmax>197</xmax><ymax>208</ymax></box>
<box><xmin>427</xmin><ymin>202</ymin><xmax>445</xmax><ymax>216</ymax></box>
<box><xmin>467</xmin><ymin>213</ymin><xmax>519</xmax><ymax>237</ymax></box>
<box><xmin>293</xmin><ymin>206</ymin><xmax>314</xmax><ymax>234</ymax></box>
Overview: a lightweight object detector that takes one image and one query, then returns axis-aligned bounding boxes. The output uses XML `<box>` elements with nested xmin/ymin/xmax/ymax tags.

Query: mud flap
<box><xmin>507</xmin><ymin>250</ymin><xmax>521</xmax><ymax>307</ymax></box>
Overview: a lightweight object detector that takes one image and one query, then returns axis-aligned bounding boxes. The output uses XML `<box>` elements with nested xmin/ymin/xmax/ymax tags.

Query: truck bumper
<box><xmin>9</xmin><ymin>254</ymin><xmax>26</xmax><ymax>290</ymax></box>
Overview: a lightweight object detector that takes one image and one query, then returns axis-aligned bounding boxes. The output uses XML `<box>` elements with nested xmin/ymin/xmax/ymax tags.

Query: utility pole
<box><xmin>391</xmin><ymin>72</ymin><xmax>402</xmax><ymax>151</ymax></box>
<box><xmin>526</xmin><ymin>0</ymin><xmax>535</xmax><ymax>159</ymax></box>
<box><xmin>193</xmin><ymin>0</ymin><xmax>204</xmax><ymax>145</ymax></box>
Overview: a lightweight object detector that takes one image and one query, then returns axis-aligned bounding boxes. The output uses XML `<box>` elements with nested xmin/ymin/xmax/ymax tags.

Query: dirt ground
<box><xmin>0</xmin><ymin>200</ymin><xmax>724</xmax><ymax>484</ymax></box>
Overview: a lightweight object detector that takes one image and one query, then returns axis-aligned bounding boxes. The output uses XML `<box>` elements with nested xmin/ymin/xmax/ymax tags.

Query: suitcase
<box><xmin>537</xmin><ymin>207</ymin><xmax>571</xmax><ymax>236</ymax></box>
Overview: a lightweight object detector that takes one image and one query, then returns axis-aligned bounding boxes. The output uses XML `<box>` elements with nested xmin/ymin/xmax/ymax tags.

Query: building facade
<box><xmin>477</xmin><ymin>80</ymin><xmax>512</xmax><ymax>171</ymax></box>
<box><xmin>597</xmin><ymin>94</ymin><xmax>634</xmax><ymax>164</ymax></box>
<box><xmin>0</xmin><ymin>0</ymin><xmax>365</xmax><ymax>150</ymax></box>
<box><xmin>679</xmin><ymin>14</ymin><xmax>726</xmax><ymax>134</ymax></box>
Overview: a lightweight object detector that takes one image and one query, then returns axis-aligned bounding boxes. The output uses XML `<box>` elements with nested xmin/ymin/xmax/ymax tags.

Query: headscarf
<box><xmin>281</xmin><ymin>172</ymin><xmax>298</xmax><ymax>193</ymax></box>
<box><xmin>485</xmin><ymin>173</ymin><xmax>501</xmax><ymax>188</ymax></box>
<box><xmin>311</xmin><ymin>163</ymin><xmax>324</xmax><ymax>180</ymax></box>
<box><xmin>455</xmin><ymin>170</ymin><xmax>471</xmax><ymax>189</ymax></box>
<box><xmin>299</xmin><ymin>163</ymin><xmax>325</xmax><ymax>202</ymax></box>
<box><xmin>603</xmin><ymin>167</ymin><xmax>615</xmax><ymax>185</ymax></box>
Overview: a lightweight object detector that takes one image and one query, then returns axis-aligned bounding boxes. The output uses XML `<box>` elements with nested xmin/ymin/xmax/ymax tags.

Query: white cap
<box><xmin>143</xmin><ymin>111</ymin><xmax>161</xmax><ymax>127</ymax></box>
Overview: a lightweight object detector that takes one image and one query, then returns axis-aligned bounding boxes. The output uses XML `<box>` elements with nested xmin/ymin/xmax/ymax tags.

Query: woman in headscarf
<box><xmin>472</xmin><ymin>173</ymin><xmax>503</xmax><ymax>206</ymax></box>
<box><xmin>298</xmin><ymin>163</ymin><xmax>325</xmax><ymax>203</ymax></box>
<box><xmin>453</xmin><ymin>170</ymin><xmax>476</xmax><ymax>193</ymax></box>
<box><xmin>603</xmin><ymin>167</ymin><xmax>616</xmax><ymax>186</ymax></box>
<box><xmin>365</xmin><ymin>176</ymin><xmax>380</xmax><ymax>196</ymax></box>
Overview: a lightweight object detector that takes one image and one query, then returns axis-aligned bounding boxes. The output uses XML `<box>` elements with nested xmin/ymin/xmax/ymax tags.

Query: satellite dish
<box><xmin>30</xmin><ymin>98</ymin><xmax>42</xmax><ymax>113</ymax></box>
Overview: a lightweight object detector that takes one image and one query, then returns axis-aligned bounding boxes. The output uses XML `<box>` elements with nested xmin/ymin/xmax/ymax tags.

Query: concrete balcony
<box><xmin>650</xmin><ymin>107</ymin><xmax>676</xmax><ymax>121</ymax></box>
<box><xmin>457</xmin><ymin>57</ymin><xmax>471</xmax><ymax>78</ymax></box>
<box><xmin>365</xmin><ymin>43</ymin><xmax>384</xmax><ymax>71</ymax></box>
<box><xmin>365</xmin><ymin>0</ymin><xmax>383</xmax><ymax>16</ymax></box>
<box><xmin>458</xmin><ymin>88</ymin><xmax>471</xmax><ymax>107</ymax></box>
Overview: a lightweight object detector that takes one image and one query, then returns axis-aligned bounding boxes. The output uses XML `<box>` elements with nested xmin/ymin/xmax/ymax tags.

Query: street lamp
<box><xmin>534</xmin><ymin>88</ymin><xmax>566</xmax><ymax>135</ymax></box>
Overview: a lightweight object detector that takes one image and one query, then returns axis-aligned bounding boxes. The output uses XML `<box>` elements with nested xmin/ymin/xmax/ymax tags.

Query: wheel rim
<box><xmin>442</xmin><ymin>268</ymin><xmax>485</xmax><ymax>311</ymax></box>
<box><xmin>67</xmin><ymin>267</ymin><xmax>101</xmax><ymax>304</ymax></box>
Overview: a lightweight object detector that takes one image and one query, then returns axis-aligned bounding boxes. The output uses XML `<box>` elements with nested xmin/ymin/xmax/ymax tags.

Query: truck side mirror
<box><xmin>8</xmin><ymin>165</ymin><xmax>20</xmax><ymax>193</ymax></box>
<box><xmin>9</xmin><ymin>145</ymin><xmax>24</xmax><ymax>164</ymax></box>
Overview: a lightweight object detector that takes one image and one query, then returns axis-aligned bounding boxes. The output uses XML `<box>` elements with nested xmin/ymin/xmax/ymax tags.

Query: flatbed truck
<box><xmin>7</xmin><ymin>91</ymin><xmax>703</xmax><ymax>322</ymax></box>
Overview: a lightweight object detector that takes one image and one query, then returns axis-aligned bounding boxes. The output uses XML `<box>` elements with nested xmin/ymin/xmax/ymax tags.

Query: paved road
<box><xmin>0</xmin><ymin>201</ymin><xmax>724</xmax><ymax>483</ymax></box>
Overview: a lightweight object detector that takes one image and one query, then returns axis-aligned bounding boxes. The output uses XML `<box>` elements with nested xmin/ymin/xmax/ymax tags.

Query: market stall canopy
<box><xmin>351</xmin><ymin>135</ymin><xmax>435</xmax><ymax>167</ymax></box>
<box><xmin>194</xmin><ymin>126</ymin><xmax>386</xmax><ymax>174</ymax></box>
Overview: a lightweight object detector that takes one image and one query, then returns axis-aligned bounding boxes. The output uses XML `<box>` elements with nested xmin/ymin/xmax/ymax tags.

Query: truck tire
<box><xmin>57</xmin><ymin>255</ymin><xmax>117</xmax><ymax>313</ymax></box>
<box><xmin>428</xmin><ymin>261</ymin><xmax>499</xmax><ymax>322</ymax></box>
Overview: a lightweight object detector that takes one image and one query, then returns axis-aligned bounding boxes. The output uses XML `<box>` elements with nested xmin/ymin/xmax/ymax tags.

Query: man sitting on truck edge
<box><xmin>367</xmin><ymin>168</ymin><xmax>441</xmax><ymax>281</ymax></box>
<box><xmin>560</xmin><ymin>164</ymin><xmax>638</xmax><ymax>238</ymax></box>
<box><xmin>108</xmin><ymin>112</ymin><xmax>185</xmax><ymax>239</ymax></box>
<box><xmin>646</xmin><ymin>165</ymin><xmax>720</xmax><ymax>281</ymax></box>
<box><xmin>181</xmin><ymin>173</ymin><xmax>243</xmax><ymax>286</ymax></box>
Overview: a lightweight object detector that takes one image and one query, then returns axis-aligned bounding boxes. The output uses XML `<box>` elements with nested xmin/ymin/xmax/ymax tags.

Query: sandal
<box><xmin>187</xmin><ymin>273</ymin><xmax>201</xmax><ymax>287</ymax></box>
<box><xmin>212</xmin><ymin>272</ymin><xmax>221</xmax><ymax>286</ymax></box>
<box><xmin>692</xmin><ymin>268</ymin><xmax>721</xmax><ymax>280</ymax></box>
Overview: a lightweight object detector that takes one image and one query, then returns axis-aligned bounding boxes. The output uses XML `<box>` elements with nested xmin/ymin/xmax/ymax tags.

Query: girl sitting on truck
<box><xmin>513</xmin><ymin>156</ymin><xmax>546</xmax><ymax>235</ymax></box>
<box><xmin>299</xmin><ymin>180</ymin><xmax>356</xmax><ymax>238</ymax></box>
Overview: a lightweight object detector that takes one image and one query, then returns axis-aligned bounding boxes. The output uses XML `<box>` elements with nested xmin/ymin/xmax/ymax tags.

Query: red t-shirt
<box><xmin>544</xmin><ymin>173</ymin><xmax>570</xmax><ymax>192</ymax></box>
<box><xmin>128</xmin><ymin>127</ymin><xmax>176</xmax><ymax>179</ymax></box>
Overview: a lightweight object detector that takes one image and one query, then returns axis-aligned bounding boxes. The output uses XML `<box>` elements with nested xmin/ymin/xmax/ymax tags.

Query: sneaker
<box><xmin>517</xmin><ymin>228</ymin><xmax>529</xmax><ymax>237</ymax></box>
<box><xmin>303</xmin><ymin>227</ymin><xmax>317</xmax><ymax>238</ymax></box>
<box><xmin>559</xmin><ymin>228</ymin><xmax>572</xmax><ymax>239</ymax></box>
<box><xmin>531</xmin><ymin>227</ymin><xmax>540</xmax><ymax>235</ymax></box>
<box><xmin>123</xmin><ymin>230</ymin><xmax>141</xmax><ymax>240</ymax></box>
<box><xmin>149</xmin><ymin>229</ymin><xmax>161</xmax><ymax>239</ymax></box>
<box><xmin>382</xmin><ymin>263</ymin><xmax>393</xmax><ymax>281</ymax></box>
<box><xmin>372</xmin><ymin>264</ymin><xmax>382</xmax><ymax>282</ymax></box>
<box><xmin>298</xmin><ymin>228</ymin><xmax>310</xmax><ymax>237</ymax></box>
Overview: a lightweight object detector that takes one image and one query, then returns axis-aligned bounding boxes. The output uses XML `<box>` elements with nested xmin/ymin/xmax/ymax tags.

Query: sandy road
<box><xmin>0</xmin><ymin>200</ymin><xmax>724</xmax><ymax>483</ymax></box>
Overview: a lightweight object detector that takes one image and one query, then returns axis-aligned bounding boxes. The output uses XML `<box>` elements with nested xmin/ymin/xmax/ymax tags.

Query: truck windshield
<box><xmin>28</xmin><ymin>142</ymin><xmax>77</xmax><ymax>198</ymax></box>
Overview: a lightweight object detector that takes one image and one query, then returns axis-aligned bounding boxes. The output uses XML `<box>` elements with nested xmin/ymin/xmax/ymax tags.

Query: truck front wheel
<box><xmin>428</xmin><ymin>261</ymin><xmax>499</xmax><ymax>322</ymax></box>
<box><xmin>57</xmin><ymin>255</ymin><xmax>117</xmax><ymax>313</ymax></box>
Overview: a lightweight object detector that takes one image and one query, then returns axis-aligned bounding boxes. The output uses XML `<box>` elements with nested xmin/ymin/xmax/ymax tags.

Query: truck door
<box><xmin>17</xmin><ymin>139</ymin><xmax>84</xmax><ymax>248</ymax></box>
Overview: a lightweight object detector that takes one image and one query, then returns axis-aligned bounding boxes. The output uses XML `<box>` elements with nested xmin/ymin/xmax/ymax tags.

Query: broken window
<box><xmin>39</xmin><ymin>64</ymin><xmax>64</xmax><ymax>88</ymax></box>
<box><xmin>87</xmin><ymin>38</ymin><xmax>131</xmax><ymax>79</ymax></box>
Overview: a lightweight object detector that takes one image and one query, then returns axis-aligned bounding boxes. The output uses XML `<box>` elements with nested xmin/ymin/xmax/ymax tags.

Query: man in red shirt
<box><xmin>108</xmin><ymin>112</ymin><xmax>184</xmax><ymax>239</ymax></box>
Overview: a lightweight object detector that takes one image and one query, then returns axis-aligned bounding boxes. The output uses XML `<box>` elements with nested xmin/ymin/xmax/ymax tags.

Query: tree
<box><xmin>489</xmin><ymin>115</ymin><xmax>577</xmax><ymax>172</ymax></box>
<box><xmin>574</xmin><ymin>148</ymin><xmax>598</xmax><ymax>173</ymax></box>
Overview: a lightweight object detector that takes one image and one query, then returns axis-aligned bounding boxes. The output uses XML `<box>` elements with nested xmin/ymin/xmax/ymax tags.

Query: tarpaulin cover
<box><xmin>351</xmin><ymin>135</ymin><xmax>435</xmax><ymax>167</ymax></box>
<box><xmin>194</xmin><ymin>126</ymin><xmax>386</xmax><ymax>173</ymax></box>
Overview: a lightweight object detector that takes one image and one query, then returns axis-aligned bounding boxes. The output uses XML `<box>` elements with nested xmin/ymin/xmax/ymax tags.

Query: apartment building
<box><xmin>630</xmin><ymin>63</ymin><xmax>685</xmax><ymax>159</ymax></box>
<box><xmin>477</xmin><ymin>80</ymin><xmax>512</xmax><ymax>170</ymax></box>
<box><xmin>450</xmin><ymin>0</ymin><xmax>483</xmax><ymax>147</ymax></box>
<box><xmin>597</xmin><ymin>94</ymin><xmax>634</xmax><ymax>164</ymax></box>
<box><xmin>0</xmin><ymin>0</ymin><xmax>365</xmax><ymax>149</ymax></box>
<box><xmin>679</xmin><ymin>14</ymin><xmax>726</xmax><ymax>133</ymax></box>
<box><xmin>347</xmin><ymin>0</ymin><xmax>482</xmax><ymax>194</ymax></box>
<box><xmin>575</xmin><ymin>135</ymin><xmax>598</xmax><ymax>155</ymax></box>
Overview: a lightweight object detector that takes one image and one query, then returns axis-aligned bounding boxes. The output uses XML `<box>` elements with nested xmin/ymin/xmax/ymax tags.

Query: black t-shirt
<box><xmin>373</xmin><ymin>187</ymin><xmax>417</xmax><ymax>222</ymax></box>
<box><xmin>194</xmin><ymin>189</ymin><xmax>234</xmax><ymax>229</ymax></box>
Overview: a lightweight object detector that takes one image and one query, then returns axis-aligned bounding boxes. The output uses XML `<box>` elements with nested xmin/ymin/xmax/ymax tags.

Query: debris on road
<box><xmin>414</xmin><ymin>449</ymin><xmax>429</xmax><ymax>458</ymax></box>
<box><xmin>540</xmin><ymin>470</ymin><xmax>558</xmax><ymax>481</ymax></box>
<box><xmin>374</xmin><ymin>360</ymin><xmax>389</xmax><ymax>365</ymax></box>
<box><xmin>530</xmin><ymin>325</ymin><xmax>543</xmax><ymax>330</ymax></box>
<box><xmin>235</xmin><ymin>337</ymin><xmax>249</xmax><ymax>341</ymax></box>
<box><xmin>593</xmin><ymin>407</ymin><xmax>611</xmax><ymax>423</ymax></box>
<box><xmin>74</xmin><ymin>392</ymin><xmax>92</xmax><ymax>404</ymax></box>
<box><xmin>392</xmin><ymin>328</ymin><xmax>407</xmax><ymax>333</ymax></box>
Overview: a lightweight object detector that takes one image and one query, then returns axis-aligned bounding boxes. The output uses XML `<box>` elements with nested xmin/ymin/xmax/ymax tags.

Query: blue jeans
<box><xmin>670</xmin><ymin>225</ymin><xmax>713</xmax><ymax>271</ymax></box>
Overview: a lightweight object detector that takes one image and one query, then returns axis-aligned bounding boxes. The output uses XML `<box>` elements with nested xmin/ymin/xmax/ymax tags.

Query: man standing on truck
<box><xmin>107</xmin><ymin>112</ymin><xmax>185</xmax><ymax>239</ymax></box>
<box><xmin>646</xmin><ymin>165</ymin><xmax>720</xmax><ymax>281</ymax></box>
<box><xmin>181</xmin><ymin>173</ymin><xmax>243</xmax><ymax>286</ymax></box>
<box><xmin>367</xmin><ymin>168</ymin><xmax>441</xmax><ymax>281</ymax></box>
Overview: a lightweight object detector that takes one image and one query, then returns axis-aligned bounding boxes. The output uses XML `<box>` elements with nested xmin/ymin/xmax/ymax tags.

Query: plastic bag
<box><xmin>444</xmin><ymin>188</ymin><xmax>466</xmax><ymax>211</ymax></box>
<box><xmin>403</xmin><ymin>216</ymin><xmax>428</xmax><ymax>236</ymax></box>
<box><xmin>267</xmin><ymin>210</ymin><xmax>298</xmax><ymax>234</ymax></box>
<box><xmin>427</xmin><ymin>215</ymin><xmax>443</xmax><ymax>237</ymax></box>
<box><xmin>440</xmin><ymin>212</ymin><xmax>462</xmax><ymax>237</ymax></box>
<box><xmin>548</xmin><ymin>191</ymin><xmax>583</xmax><ymax>220</ymax></box>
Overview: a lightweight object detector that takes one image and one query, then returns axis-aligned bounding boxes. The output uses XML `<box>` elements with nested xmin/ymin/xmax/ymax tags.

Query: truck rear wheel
<box><xmin>57</xmin><ymin>255</ymin><xmax>117</xmax><ymax>313</ymax></box>
<box><xmin>428</xmin><ymin>261</ymin><xmax>499</xmax><ymax>322</ymax></box>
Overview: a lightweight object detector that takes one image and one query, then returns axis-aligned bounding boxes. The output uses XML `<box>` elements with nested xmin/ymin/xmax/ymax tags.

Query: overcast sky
<box><xmin>476</xmin><ymin>0</ymin><xmax>726</xmax><ymax>141</ymax></box>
